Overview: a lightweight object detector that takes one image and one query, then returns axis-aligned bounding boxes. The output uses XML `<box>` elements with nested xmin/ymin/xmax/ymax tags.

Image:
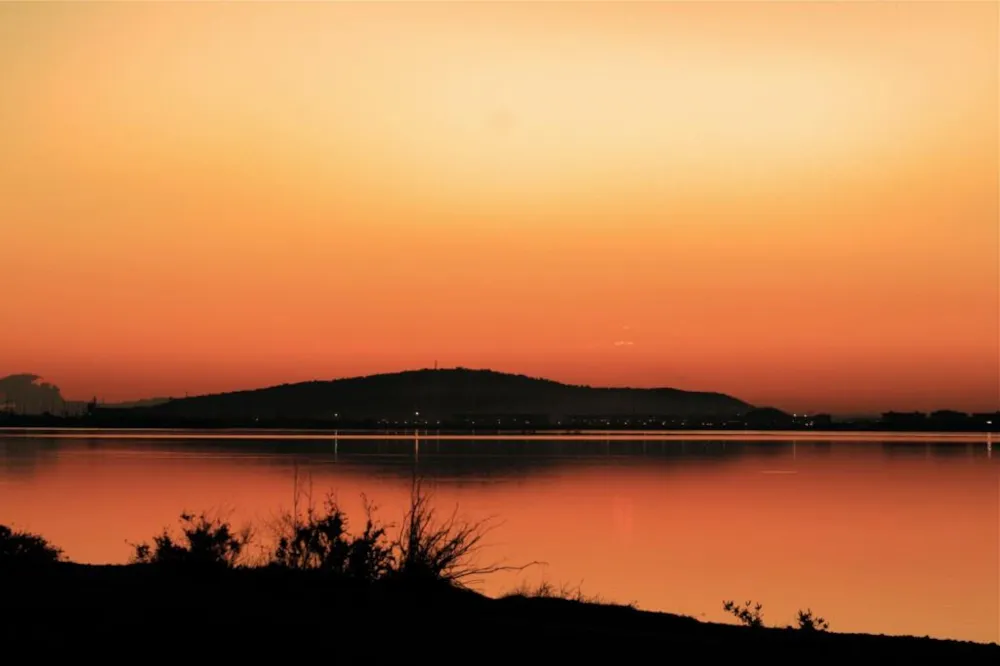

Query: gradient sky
<box><xmin>1</xmin><ymin>1</ymin><xmax>997</xmax><ymax>413</ymax></box>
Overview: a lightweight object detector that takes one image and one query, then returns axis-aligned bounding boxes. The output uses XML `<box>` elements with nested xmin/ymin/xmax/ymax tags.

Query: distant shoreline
<box><xmin>0</xmin><ymin>424</ymin><xmax>995</xmax><ymax>438</ymax></box>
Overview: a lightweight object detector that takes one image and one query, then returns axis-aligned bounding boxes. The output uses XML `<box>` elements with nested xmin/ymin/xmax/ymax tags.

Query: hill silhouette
<box><xmin>134</xmin><ymin>368</ymin><xmax>751</xmax><ymax>424</ymax></box>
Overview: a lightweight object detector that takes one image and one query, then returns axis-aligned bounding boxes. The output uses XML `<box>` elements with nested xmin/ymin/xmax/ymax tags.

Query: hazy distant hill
<box><xmin>106</xmin><ymin>397</ymin><xmax>171</xmax><ymax>409</ymax></box>
<box><xmin>0</xmin><ymin>374</ymin><xmax>81</xmax><ymax>415</ymax></box>
<box><xmin>0</xmin><ymin>375</ymin><xmax>173</xmax><ymax>415</ymax></box>
<box><xmin>136</xmin><ymin>368</ymin><xmax>751</xmax><ymax>423</ymax></box>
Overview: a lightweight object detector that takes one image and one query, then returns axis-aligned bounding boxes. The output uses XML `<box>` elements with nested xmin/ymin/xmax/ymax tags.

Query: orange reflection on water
<box><xmin>0</xmin><ymin>435</ymin><xmax>996</xmax><ymax>643</ymax></box>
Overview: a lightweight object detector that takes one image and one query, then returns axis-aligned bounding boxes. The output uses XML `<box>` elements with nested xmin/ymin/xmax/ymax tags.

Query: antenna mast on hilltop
<box><xmin>432</xmin><ymin>360</ymin><xmax>441</xmax><ymax>426</ymax></box>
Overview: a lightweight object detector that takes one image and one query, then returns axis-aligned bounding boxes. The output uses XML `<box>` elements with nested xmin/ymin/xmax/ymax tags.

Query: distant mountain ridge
<box><xmin>135</xmin><ymin>368</ymin><xmax>752</xmax><ymax>423</ymax></box>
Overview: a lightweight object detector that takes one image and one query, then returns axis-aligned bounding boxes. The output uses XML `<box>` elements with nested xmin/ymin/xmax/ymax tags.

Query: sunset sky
<box><xmin>1</xmin><ymin>1</ymin><xmax>997</xmax><ymax>413</ymax></box>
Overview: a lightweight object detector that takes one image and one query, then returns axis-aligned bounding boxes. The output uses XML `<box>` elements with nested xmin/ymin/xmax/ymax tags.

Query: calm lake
<box><xmin>1</xmin><ymin>429</ymin><xmax>996</xmax><ymax>643</ymax></box>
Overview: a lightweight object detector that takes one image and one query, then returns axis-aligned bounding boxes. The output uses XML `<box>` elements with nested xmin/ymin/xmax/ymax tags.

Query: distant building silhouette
<box><xmin>880</xmin><ymin>412</ymin><xmax>927</xmax><ymax>429</ymax></box>
<box><xmin>971</xmin><ymin>412</ymin><xmax>1000</xmax><ymax>431</ymax></box>
<box><xmin>928</xmin><ymin>410</ymin><xmax>970</xmax><ymax>429</ymax></box>
<box><xmin>743</xmin><ymin>407</ymin><xmax>794</xmax><ymax>429</ymax></box>
<box><xmin>792</xmin><ymin>413</ymin><xmax>833</xmax><ymax>428</ymax></box>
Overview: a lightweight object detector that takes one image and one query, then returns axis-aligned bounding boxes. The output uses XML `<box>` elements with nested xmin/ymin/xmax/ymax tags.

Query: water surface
<box><xmin>1</xmin><ymin>429</ymin><xmax>996</xmax><ymax>643</ymax></box>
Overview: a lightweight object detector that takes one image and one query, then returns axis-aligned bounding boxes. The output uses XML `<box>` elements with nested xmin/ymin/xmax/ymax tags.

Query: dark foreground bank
<box><xmin>2</xmin><ymin>564</ymin><xmax>996</xmax><ymax>660</ymax></box>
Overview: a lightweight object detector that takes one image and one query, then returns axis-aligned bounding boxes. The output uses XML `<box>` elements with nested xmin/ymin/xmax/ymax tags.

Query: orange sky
<box><xmin>1</xmin><ymin>1</ymin><xmax>997</xmax><ymax>413</ymax></box>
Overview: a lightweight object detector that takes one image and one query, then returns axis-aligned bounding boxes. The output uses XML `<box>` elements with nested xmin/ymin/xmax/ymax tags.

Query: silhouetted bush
<box><xmin>391</xmin><ymin>481</ymin><xmax>503</xmax><ymax>587</ymax></box>
<box><xmin>131</xmin><ymin>512</ymin><xmax>252</xmax><ymax>569</ymax></box>
<box><xmin>797</xmin><ymin>608</ymin><xmax>830</xmax><ymax>631</ymax></box>
<box><xmin>0</xmin><ymin>524</ymin><xmax>62</xmax><ymax>566</ymax></box>
<box><xmin>272</xmin><ymin>495</ymin><xmax>392</xmax><ymax>583</ymax></box>
<box><xmin>723</xmin><ymin>600</ymin><xmax>765</xmax><ymax>628</ymax></box>
<box><xmin>270</xmin><ymin>480</ymin><xmax>531</xmax><ymax>588</ymax></box>
<box><xmin>346</xmin><ymin>503</ymin><xmax>395</xmax><ymax>584</ymax></box>
<box><xmin>273</xmin><ymin>497</ymin><xmax>351</xmax><ymax>570</ymax></box>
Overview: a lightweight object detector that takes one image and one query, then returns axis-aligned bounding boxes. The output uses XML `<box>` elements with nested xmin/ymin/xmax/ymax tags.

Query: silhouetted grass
<box><xmin>796</xmin><ymin>608</ymin><xmax>830</xmax><ymax>632</ymax></box>
<box><xmin>502</xmin><ymin>579</ymin><xmax>637</xmax><ymax>608</ymax></box>
<box><xmin>724</xmin><ymin>599</ymin><xmax>831</xmax><ymax>632</ymax></box>
<box><xmin>724</xmin><ymin>599</ymin><xmax>765</xmax><ymax>628</ymax></box>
